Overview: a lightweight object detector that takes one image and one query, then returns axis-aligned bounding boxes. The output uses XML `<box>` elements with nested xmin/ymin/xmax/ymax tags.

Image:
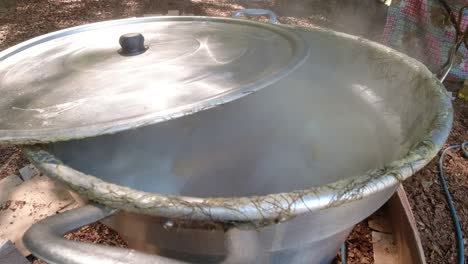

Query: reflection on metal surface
<box><xmin>67</xmin><ymin>34</ymin><xmax>202</xmax><ymax>72</ymax></box>
<box><xmin>12</xmin><ymin>99</ymin><xmax>86</xmax><ymax>119</ymax></box>
<box><xmin>350</xmin><ymin>83</ymin><xmax>403</xmax><ymax>160</ymax></box>
<box><xmin>0</xmin><ymin>17</ymin><xmax>308</xmax><ymax>144</ymax></box>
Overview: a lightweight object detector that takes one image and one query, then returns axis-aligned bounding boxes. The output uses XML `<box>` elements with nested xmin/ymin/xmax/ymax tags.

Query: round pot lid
<box><xmin>0</xmin><ymin>16</ymin><xmax>308</xmax><ymax>145</ymax></box>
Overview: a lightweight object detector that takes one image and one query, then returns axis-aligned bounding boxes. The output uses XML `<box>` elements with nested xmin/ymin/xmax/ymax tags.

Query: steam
<box><xmin>48</xmin><ymin>1</ymin><xmax>408</xmax><ymax>199</ymax></box>
<box><xmin>50</xmin><ymin>66</ymin><xmax>403</xmax><ymax>198</ymax></box>
<box><xmin>271</xmin><ymin>0</ymin><xmax>388</xmax><ymax>41</ymax></box>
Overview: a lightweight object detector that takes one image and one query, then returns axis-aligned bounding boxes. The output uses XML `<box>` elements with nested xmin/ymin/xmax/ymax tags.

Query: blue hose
<box><xmin>439</xmin><ymin>142</ymin><xmax>468</xmax><ymax>264</ymax></box>
<box><xmin>341</xmin><ymin>242</ymin><xmax>347</xmax><ymax>264</ymax></box>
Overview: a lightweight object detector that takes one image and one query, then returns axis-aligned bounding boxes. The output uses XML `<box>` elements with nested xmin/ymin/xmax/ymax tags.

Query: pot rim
<box><xmin>22</xmin><ymin>25</ymin><xmax>453</xmax><ymax>227</ymax></box>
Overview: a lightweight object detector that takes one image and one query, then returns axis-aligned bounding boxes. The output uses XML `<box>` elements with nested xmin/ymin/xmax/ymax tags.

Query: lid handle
<box><xmin>118</xmin><ymin>33</ymin><xmax>148</xmax><ymax>56</ymax></box>
<box><xmin>232</xmin><ymin>9</ymin><xmax>279</xmax><ymax>24</ymax></box>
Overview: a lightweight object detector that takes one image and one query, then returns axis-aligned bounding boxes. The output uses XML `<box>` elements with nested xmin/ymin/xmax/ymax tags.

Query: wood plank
<box><xmin>0</xmin><ymin>239</ymin><xmax>29</xmax><ymax>264</ymax></box>
<box><xmin>0</xmin><ymin>175</ymin><xmax>76</xmax><ymax>255</ymax></box>
<box><xmin>372</xmin><ymin>231</ymin><xmax>398</xmax><ymax>264</ymax></box>
<box><xmin>388</xmin><ymin>185</ymin><xmax>426</xmax><ymax>264</ymax></box>
<box><xmin>18</xmin><ymin>164</ymin><xmax>39</xmax><ymax>181</ymax></box>
<box><xmin>0</xmin><ymin>175</ymin><xmax>22</xmax><ymax>201</ymax></box>
<box><xmin>368</xmin><ymin>208</ymin><xmax>392</xmax><ymax>233</ymax></box>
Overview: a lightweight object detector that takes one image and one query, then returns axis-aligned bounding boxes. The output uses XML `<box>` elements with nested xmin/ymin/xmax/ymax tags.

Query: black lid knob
<box><xmin>118</xmin><ymin>33</ymin><xmax>148</xmax><ymax>56</ymax></box>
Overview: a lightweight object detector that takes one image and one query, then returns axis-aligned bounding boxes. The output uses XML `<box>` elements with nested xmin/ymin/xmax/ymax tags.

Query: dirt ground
<box><xmin>29</xmin><ymin>222</ymin><xmax>128</xmax><ymax>264</ymax></box>
<box><xmin>0</xmin><ymin>145</ymin><xmax>28</xmax><ymax>180</ymax></box>
<box><xmin>404</xmin><ymin>98</ymin><xmax>468</xmax><ymax>264</ymax></box>
<box><xmin>335</xmin><ymin>222</ymin><xmax>374</xmax><ymax>264</ymax></box>
<box><xmin>0</xmin><ymin>1</ymin><xmax>466</xmax><ymax>264</ymax></box>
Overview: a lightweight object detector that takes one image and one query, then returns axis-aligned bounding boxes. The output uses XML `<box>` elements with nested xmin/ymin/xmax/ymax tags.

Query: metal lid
<box><xmin>0</xmin><ymin>16</ymin><xmax>307</xmax><ymax>144</ymax></box>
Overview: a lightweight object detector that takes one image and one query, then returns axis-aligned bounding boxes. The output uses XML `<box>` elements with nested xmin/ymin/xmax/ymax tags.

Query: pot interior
<box><xmin>46</xmin><ymin>29</ymin><xmax>442</xmax><ymax>198</ymax></box>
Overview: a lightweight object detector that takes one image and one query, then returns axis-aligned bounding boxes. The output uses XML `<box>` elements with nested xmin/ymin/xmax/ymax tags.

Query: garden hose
<box><xmin>341</xmin><ymin>242</ymin><xmax>347</xmax><ymax>264</ymax></box>
<box><xmin>439</xmin><ymin>142</ymin><xmax>468</xmax><ymax>264</ymax></box>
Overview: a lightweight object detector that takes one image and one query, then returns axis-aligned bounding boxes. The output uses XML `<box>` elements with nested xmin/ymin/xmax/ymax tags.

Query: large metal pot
<box><xmin>0</xmin><ymin>9</ymin><xmax>452</xmax><ymax>264</ymax></box>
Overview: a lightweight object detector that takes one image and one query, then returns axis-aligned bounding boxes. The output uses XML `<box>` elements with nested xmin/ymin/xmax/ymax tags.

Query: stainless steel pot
<box><xmin>0</xmin><ymin>9</ymin><xmax>452</xmax><ymax>264</ymax></box>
